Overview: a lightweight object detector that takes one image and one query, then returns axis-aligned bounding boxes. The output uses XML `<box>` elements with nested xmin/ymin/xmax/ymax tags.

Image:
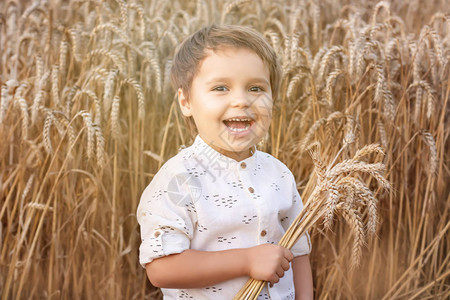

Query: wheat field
<box><xmin>0</xmin><ymin>0</ymin><xmax>448</xmax><ymax>299</ymax></box>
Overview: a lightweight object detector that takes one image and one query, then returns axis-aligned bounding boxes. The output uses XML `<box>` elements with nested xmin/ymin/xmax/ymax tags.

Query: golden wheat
<box><xmin>0</xmin><ymin>0</ymin><xmax>448</xmax><ymax>299</ymax></box>
<box><xmin>235</xmin><ymin>145</ymin><xmax>389</xmax><ymax>299</ymax></box>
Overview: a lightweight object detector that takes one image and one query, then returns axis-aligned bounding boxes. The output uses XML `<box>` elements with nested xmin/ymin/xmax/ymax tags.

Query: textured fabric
<box><xmin>137</xmin><ymin>135</ymin><xmax>311</xmax><ymax>299</ymax></box>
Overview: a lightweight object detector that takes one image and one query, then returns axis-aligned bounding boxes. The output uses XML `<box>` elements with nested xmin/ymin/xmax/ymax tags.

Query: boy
<box><xmin>137</xmin><ymin>24</ymin><xmax>313</xmax><ymax>299</ymax></box>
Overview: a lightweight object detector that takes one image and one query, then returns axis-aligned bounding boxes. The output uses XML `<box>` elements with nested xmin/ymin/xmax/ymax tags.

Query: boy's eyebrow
<box><xmin>205</xmin><ymin>77</ymin><xmax>270</xmax><ymax>85</ymax></box>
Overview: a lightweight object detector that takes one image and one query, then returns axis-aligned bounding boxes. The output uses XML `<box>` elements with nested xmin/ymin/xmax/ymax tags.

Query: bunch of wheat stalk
<box><xmin>234</xmin><ymin>144</ymin><xmax>389</xmax><ymax>299</ymax></box>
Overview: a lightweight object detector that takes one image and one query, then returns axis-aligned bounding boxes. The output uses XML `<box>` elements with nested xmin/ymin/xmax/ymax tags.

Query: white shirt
<box><xmin>137</xmin><ymin>135</ymin><xmax>311</xmax><ymax>300</ymax></box>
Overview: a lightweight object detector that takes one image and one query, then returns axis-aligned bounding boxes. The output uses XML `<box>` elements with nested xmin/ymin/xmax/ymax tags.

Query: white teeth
<box><xmin>223</xmin><ymin>117</ymin><xmax>252</xmax><ymax>132</ymax></box>
<box><xmin>227</xmin><ymin>123</ymin><xmax>251</xmax><ymax>132</ymax></box>
<box><xmin>226</xmin><ymin>118</ymin><xmax>251</xmax><ymax>122</ymax></box>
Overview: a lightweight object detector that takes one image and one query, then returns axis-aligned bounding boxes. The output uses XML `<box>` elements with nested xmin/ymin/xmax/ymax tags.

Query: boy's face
<box><xmin>178</xmin><ymin>46</ymin><xmax>273</xmax><ymax>161</ymax></box>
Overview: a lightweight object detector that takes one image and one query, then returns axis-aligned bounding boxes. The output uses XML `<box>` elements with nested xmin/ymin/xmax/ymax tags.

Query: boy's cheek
<box><xmin>254</xmin><ymin>94</ymin><xmax>273</xmax><ymax>112</ymax></box>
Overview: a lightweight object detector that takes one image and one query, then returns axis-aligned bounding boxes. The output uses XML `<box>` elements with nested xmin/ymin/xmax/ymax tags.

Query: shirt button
<box><xmin>248</xmin><ymin>187</ymin><xmax>254</xmax><ymax>193</ymax></box>
<box><xmin>240</xmin><ymin>162</ymin><xmax>247</xmax><ymax>169</ymax></box>
<box><xmin>260</xmin><ymin>230</ymin><xmax>267</xmax><ymax>237</ymax></box>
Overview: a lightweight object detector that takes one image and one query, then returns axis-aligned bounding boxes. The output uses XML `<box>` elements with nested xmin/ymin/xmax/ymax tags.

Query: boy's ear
<box><xmin>177</xmin><ymin>88</ymin><xmax>192</xmax><ymax>117</ymax></box>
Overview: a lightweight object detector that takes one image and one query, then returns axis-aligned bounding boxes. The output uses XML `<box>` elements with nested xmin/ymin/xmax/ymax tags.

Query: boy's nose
<box><xmin>230</xmin><ymin>90</ymin><xmax>250</xmax><ymax>107</ymax></box>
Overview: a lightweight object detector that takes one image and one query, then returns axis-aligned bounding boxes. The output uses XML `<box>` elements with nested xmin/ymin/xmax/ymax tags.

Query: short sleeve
<box><xmin>281</xmin><ymin>174</ymin><xmax>312</xmax><ymax>257</ymax></box>
<box><xmin>137</xmin><ymin>170</ymin><xmax>198</xmax><ymax>268</ymax></box>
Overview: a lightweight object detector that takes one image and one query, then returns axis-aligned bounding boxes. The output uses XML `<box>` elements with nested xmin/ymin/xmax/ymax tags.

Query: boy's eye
<box><xmin>249</xmin><ymin>86</ymin><xmax>264</xmax><ymax>92</ymax></box>
<box><xmin>212</xmin><ymin>86</ymin><xmax>228</xmax><ymax>92</ymax></box>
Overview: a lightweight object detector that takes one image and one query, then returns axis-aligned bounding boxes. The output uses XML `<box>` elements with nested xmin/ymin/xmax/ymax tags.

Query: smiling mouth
<box><xmin>223</xmin><ymin>117</ymin><xmax>254</xmax><ymax>132</ymax></box>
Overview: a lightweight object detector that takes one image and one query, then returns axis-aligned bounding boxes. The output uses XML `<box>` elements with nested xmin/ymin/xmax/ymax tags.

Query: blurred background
<box><xmin>0</xmin><ymin>0</ymin><xmax>448</xmax><ymax>299</ymax></box>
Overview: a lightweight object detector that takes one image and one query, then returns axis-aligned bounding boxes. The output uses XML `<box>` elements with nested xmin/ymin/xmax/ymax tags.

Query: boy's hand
<box><xmin>245</xmin><ymin>244</ymin><xmax>294</xmax><ymax>286</ymax></box>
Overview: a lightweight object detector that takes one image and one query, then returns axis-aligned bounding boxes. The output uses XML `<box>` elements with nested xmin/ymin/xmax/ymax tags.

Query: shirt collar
<box><xmin>191</xmin><ymin>134</ymin><xmax>258</xmax><ymax>171</ymax></box>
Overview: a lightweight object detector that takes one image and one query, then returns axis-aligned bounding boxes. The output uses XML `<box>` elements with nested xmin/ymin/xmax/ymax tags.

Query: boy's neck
<box><xmin>207</xmin><ymin>142</ymin><xmax>255</xmax><ymax>162</ymax></box>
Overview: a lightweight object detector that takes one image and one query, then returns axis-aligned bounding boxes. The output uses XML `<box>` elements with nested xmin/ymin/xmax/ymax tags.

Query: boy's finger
<box><xmin>276</xmin><ymin>267</ymin><xmax>285</xmax><ymax>278</ymax></box>
<box><xmin>268</xmin><ymin>274</ymin><xmax>280</xmax><ymax>286</ymax></box>
<box><xmin>281</xmin><ymin>259</ymin><xmax>290</xmax><ymax>271</ymax></box>
<box><xmin>284</xmin><ymin>248</ymin><xmax>294</xmax><ymax>261</ymax></box>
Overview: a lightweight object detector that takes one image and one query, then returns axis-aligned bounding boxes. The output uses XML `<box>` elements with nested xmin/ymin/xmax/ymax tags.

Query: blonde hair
<box><xmin>170</xmin><ymin>24</ymin><xmax>281</xmax><ymax>135</ymax></box>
